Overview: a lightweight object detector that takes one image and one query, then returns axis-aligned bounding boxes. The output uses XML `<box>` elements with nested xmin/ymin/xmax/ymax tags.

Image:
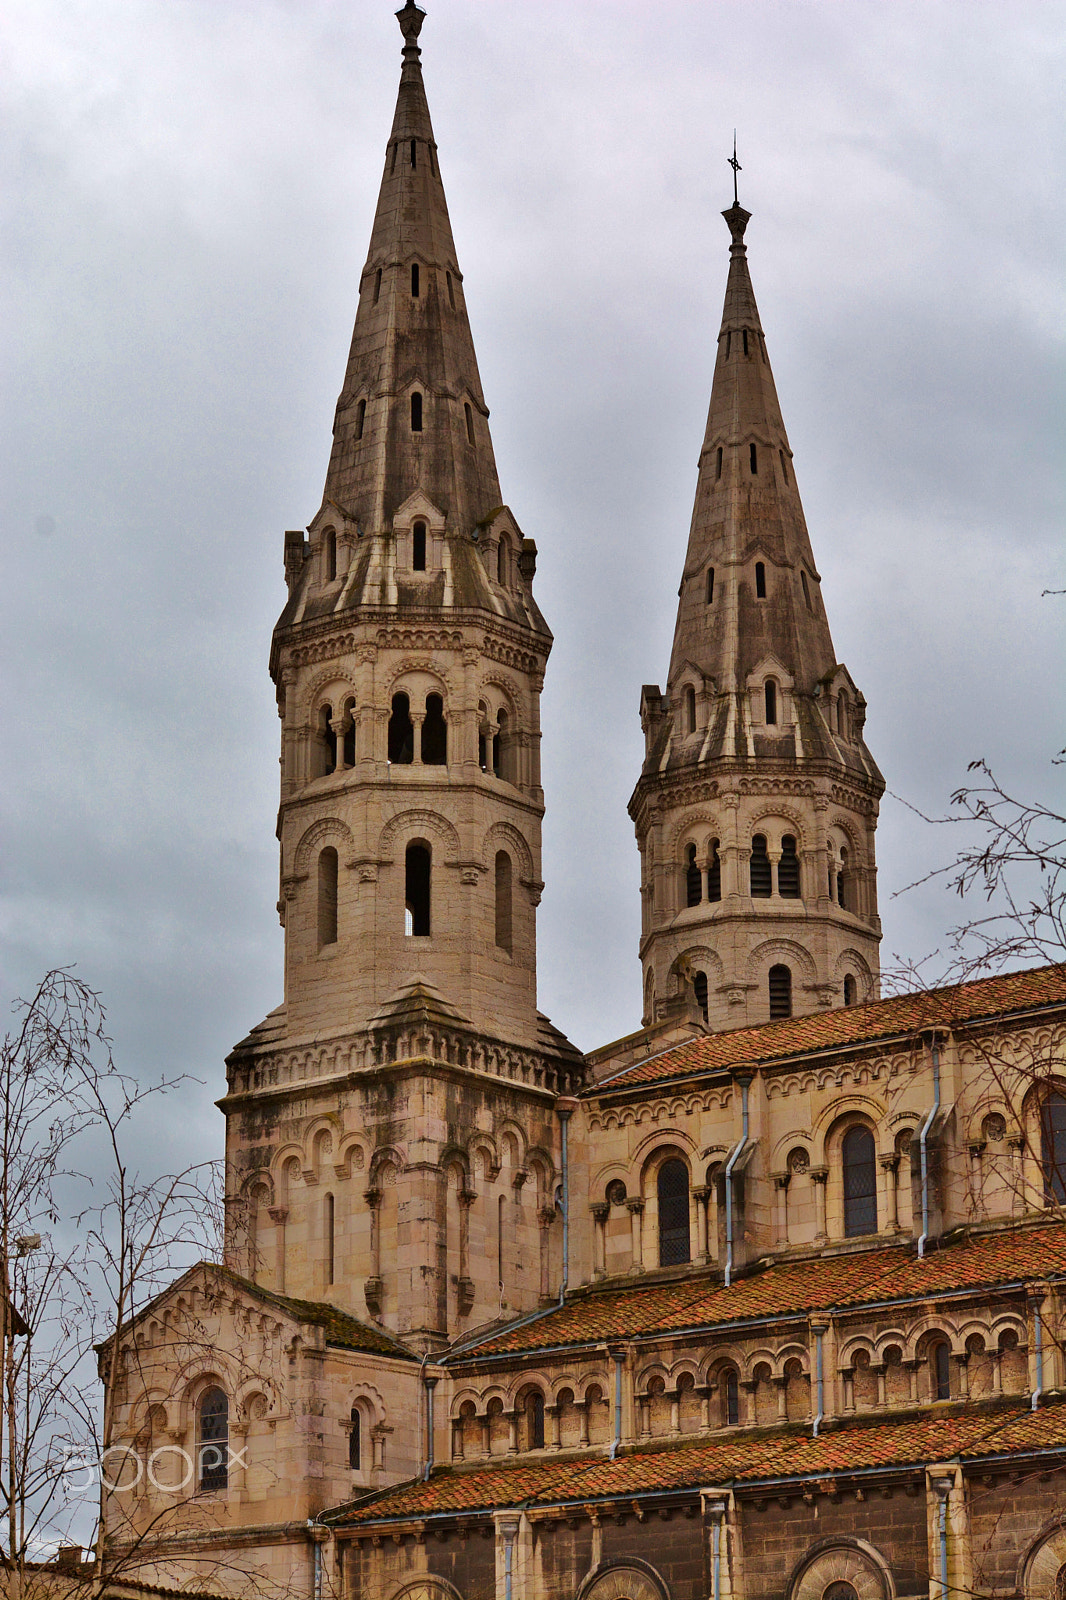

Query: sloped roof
<box><xmin>330</xmin><ymin>1396</ymin><xmax>1066</xmax><ymax>1525</ymax></box>
<box><xmin>213</xmin><ymin>1266</ymin><xmax>417</xmax><ymax>1360</ymax></box>
<box><xmin>448</xmin><ymin>1223</ymin><xmax>1066</xmax><ymax>1360</ymax></box>
<box><xmin>593</xmin><ymin>964</ymin><xmax>1066</xmax><ymax>1093</ymax></box>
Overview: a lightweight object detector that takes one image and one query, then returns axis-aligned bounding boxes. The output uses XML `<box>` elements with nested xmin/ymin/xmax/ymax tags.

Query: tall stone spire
<box><xmin>222</xmin><ymin>4</ymin><xmax>580</xmax><ymax>1346</ymax></box>
<box><xmin>631</xmin><ymin>203</ymin><xmax>884</xmax><ymax>1033</ymax></box>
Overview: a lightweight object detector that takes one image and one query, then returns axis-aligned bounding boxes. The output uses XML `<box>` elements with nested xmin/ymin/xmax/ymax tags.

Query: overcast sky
<box><xmin>3</xmin><ymin>0</ymin><xmax>1064</xmax><ymax>1174</ymax></box>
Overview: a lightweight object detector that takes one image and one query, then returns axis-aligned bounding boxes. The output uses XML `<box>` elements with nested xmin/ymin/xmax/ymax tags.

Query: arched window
<box><xmin>657</xmin><ymin>1158</ymin><xmax>690</xmax><ymax>1266</ymax></box>
<box><xmin>755</xmin><ymin>560</ymin><xmax>766</xmax><ymax>599</ymax></box>
<box><xmin>685</xmin><ymin>844</ymin><xmax>701</xmax><ymax>908</ymax></box>
<box><xmin>843</xmin><ymin>974</ymin><xmax>857</xmax><ymax>1007</ymax></box>
<box><xmin>348</xmin><ymin>1407</ymin><xmax>360</xmax><ymax>1471</ymax></box>
<box><xmin>497</xmin><ymin>539</ymin><xmax>508</xmax><ymax>585</ymax></box>
<box><xmin>707</xmin><ymin>838</ymin><xmax>722</xmax><ymax>901</ymax></box>
<box><xmin>316</xmin><ymin>703</ymin><xmax>337</xmax><ymax>777</ymax></box>
<box><xmin>405</xmin><ymin>843</ymin><xmax>431</xmax><ymax>937</ymax></box>
<box><xmin>823</xmin><ymin>1587</ymin><xmax>858</xmax><ymax>1600</ymax></box>
<box><xmin>409</xmin><ymin>137</ymin><xmax>417</xmax><ymax>169</ymax></box>
<box><xmin>342</xmin><ymin>697</ymin><xmax>356</xmax><ymax>767</ymax></box>
<box><xmin>721</xmin><ymin>1367</ymin><xmax>739</xmax><ymax>1427</ymax></box>
<box><xmin>715</xmin><ymin>446</ymin><xmax>723</xmax><ymax>480</ymax></box>
<box><xmin>494</xmin><ymin>851</ymin><xmax>513</xmax><ymax>954</ymax></box>
<box><xmin>749</xmin><ymin>835</ymin><xmax>772</xmax><ymax>897</ymax></box>
<box><xmin>356</xmin><ymin>397</ymin><xmax>366</xmax><ymax>440</ymax></box>
<box><xmin>387</xmin><ymin>692</ymin><xmax>414</xmax><ymax>764</ymax></box>
<box><xmin>768</xmin><ymin>964</ymin><xmax>792</xmax><ymax>1020</ymax></box>
<box><xmin>706</xmin><ymin>567</ymin><xmax>715</xmax><ymax>604</ymax></box>
<box><xmin>318</xmin><ymin>849</ymin><xmax>338</xmax><ymax>948</ymax></box>
<box><xmin>1039</xmin><ymin>1088</ymin><xmax>1066</xmax><ymax>1203</ymax></box>
<box><xmin>837</xmin><ymin>846</ymin><xmax>849</xmax><ymax>909</ymax></box>
<box><xmin>693</xmin><ymin>970</ymin><xmax>708</xmax><ymax>1023</ymax></box>
<box><xmin>525</xmin><ymin>1390</ymin><xmax>545</xmax><ymax>1451</ymax></box>
<box><xmin>411</xmin><ymin>262</ymin><xmax>420</xmax><ymax>297</ymax></box>
<box><xmin>323</xmin><ymin>528</ymin><xmax>337</xmax><ymax>583</ymax></box>
<box><xmin>412</xmin><ymin>521</ymin><xmax>427</xmax><ymax>570</ymax></box>
<box><xmin>198</xmin><ymin>1388</ymin><xmax>228</xmax><ymax>1491</ymax></box>
<box><xmin>764</xmin><ymin>680</ymin><xmax>777</xmax><ymax>725</ymax></box>
<box><xmin>325</xmin><ymin>1193</ymin><xmax>335</xmax><ymax>1284</ymax></box>
<box><xmin>777</xmin><ymin>835</ymin><xmax>800</xmax><ymax>898</ymax></box>
<box><xmin>410</xmin><ymin>391</ymin><xmax>423</xmax><ymax>432</ymax></box>
<box><xmin>931</xmin><ymin>1339</ymin><xmax>951</xmax><ymax>1401</ymax></box>
<box><xmin>683</xmin><ymin>684</ymin><xmax>697</xmax><ymax>734</ymax></box>
<box><xmin>421</xmin><ymin>693</ymin><xmax>447</xmax><ymax>765</ymax></box>
<box><xmin>465</xmin><ymin>401</ymin><xmax>475</xmax><ymax>447</ymax></box>
<box><xmin>842</xmin><ymin>1125</ymin><xmax>877</xmax><ymax>1236</ymax></box>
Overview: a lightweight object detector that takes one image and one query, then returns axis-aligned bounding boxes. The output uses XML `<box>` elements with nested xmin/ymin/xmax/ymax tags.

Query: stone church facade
<box><xmin>102</xmin><ymin>8</ymin><xmax>1066</xmax><ymax>1600</ymax></box>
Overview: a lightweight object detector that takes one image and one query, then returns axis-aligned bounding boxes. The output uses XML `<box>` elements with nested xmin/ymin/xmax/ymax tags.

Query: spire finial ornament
<box><xmin>723</xmin><ymin>134</ymin><xmax>750</xmax><ymax>247</ymax></box>
<box><xmin>728</xmin><ymin>132</ymin><xmax>742</xmax><ymax>206</ymax></box>
<box><xmin>396</xmin><ymin>0</ymin><xmax>425</xmax><ymax>51</ymax></box>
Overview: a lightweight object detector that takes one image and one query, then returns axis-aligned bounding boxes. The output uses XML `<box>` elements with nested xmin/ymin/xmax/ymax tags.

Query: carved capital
<box><xmin>809</xmin><ymin>1166</ymin><xmax>829</xmax><ymax>1187</ymax></box>
<box><xmin>267</xmin><ymin>1207</ymin><xmax>288</xmax><ymax>1225</ymax></box>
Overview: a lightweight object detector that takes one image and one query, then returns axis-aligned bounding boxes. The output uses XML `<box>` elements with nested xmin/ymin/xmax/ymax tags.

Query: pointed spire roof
<box><xmin>667</xmin><ymin>203</ymin><xmax>838</xmax><ymax>701</ymax></box>
<box><xmin>319</xmin><ymin>2</ymin><xmax>503</xmax><ymax>538</ymax></box>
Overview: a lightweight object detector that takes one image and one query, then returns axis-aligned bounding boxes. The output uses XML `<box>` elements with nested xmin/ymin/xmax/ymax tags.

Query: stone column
<box><xmin>692</xmin><ymin>1186</ymin><xmax>710</xmax><ymax>1262</ymax></box>
<box><xmin>1007</xmin><ymin>1136</ymin><xmax>1026</xmax><ymax>1216</ymax></box>
<box><xmin>955</xmin><ymin>1353</ymin><xmax>970</xmax><ymax>1400</ymax></box>
<box><xmin>904</xmin><ymin>1360</ymin><xmax>920</xmax><ymax>1404</ymax></box>
<box><xmin>546</xmin><ymin>1405</ymin><xmax>561</xmax><ymax>1452</ymax></box>
<box><xmin>267</xmin><ymin>1207</ymin><xmax>288</xmax><ymax>1295</ymax></box>
<box><xmin>874</xmin><ymin>1364</ymin><xmax>887</xmax><ymax>1409</ymax></box>
<box><xmin>411</xmin><ymin>710</ymin><xmax>425</xmax><ymax>764</ymax></box>
<box><xmin>363</xmin><ymin>1187</ymin><xmax>382</xmax><ymax>1316</ymax></box>
<box><xmin>627</xmin><ymin>1199</ymin><xmax>645</xmax><ymax>1272</ymax></box>
<box><xmin>810</xmin><ymin>1167</ymin><xmax>829</xmax><ymax>1239</ymax></box>
<box><xmin>774</xmin><ymin>1376</ymin><xmax>787</xmax><ymax>1422</ymax></box>
<box><xmin>880</xmin><ymin>1155</ymin><xmax>900</xmax><ymax>1232</ymax></box>
<box><xmin>840</xmin><ymin>1369</ymin><xmax>854</xmax><ymax>1414</ymax></box>
<box><xmin>591</xmin><ymin>1203</ymin><xmax>609</xmax><ymax>1277</ymax></box>
<box><xmin>772</xmin><ymin>1173</ymin><xmax>790</xmax><ymax>1247</ymax></box>
<box><xmin>578</xmin><ymin>1402</ymin><xmax>590</xmax><ymax>1447</ymax></box>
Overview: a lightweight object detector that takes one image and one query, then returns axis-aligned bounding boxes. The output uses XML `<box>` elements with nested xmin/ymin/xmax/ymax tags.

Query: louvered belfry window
<box><xmin>657</xmin><ymin>1159</ymin><xmax>691</xmax><ymax>1266</ymax></box>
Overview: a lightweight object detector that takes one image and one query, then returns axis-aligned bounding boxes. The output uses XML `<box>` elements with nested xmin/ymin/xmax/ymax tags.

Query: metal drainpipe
<box><xmin>936</xmin><ymin>1484</ymin><xmax>949</xmax><ymax>1600</ymax></box>
<box><xmin>502</xmin><ymin>1519</ymin><xmax>519</xmax><ymax>1600</ymax></box>
<box><xmin>811</xmin><ymin>1326</ymin><xmax>825</xmax><ymax>1438</ymax></box>
<box><xmin>707</xmin><ymin>1502</ymin><xmax>726</xmax><ymax>1600</ymax></box>
<box><xmin>557</xmin><ymin>1101</ymin><xmax>575</xmax><ymax>1305</ymax></box>
<box><xmin>423</xmin><ymin>1374</ymin><xmax>438</xmax><ymax>1480</ymax></box>
<box><xmin>724</xmin><ymin>1077</ymin><xmax>751</xmax><ymax>1288</ymax></box>
<box><xmin>1032</xmin><ymin>1299</ymin><xmax>1043</xmax><ymax>1411</ymax></box>
<box><xmin>609</xmin><ymin>1351</ymin><xmax>624</xmax><ymax>1460</ymax></box>
<box><xmin>918</xmin><ymin>1036</ymin><xmax>942</xmax><ymax>1258</ymax></box>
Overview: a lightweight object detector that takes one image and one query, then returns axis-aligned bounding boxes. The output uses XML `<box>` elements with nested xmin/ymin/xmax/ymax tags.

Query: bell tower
<box><xmin>631</xmin><ymin>201</ymin><xmax>884</xmax><ymax>1032</ymax></box>
<box><xmin>223</xmin><ymin>3</ymin><xmax>581</xmax><ymax>1349</ymax></box>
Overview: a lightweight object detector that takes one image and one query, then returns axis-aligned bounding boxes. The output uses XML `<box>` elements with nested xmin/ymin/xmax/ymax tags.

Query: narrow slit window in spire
<box><xmin>356</xmin><ymin>399</ymin><xmax>366</xmax><ymax>441</ymax></box>
<box><xmin>725</xmin><ymin>332</ymin><xmax>731</xmax><ymax>359</ymax></box>
<box><xmin>764</xmin><ymin>680</ymin><xmax>777</xmax><ymax>725</ymax></box>
<box><xmin>465</xmin><ymin>402</ymin><xmax>475</xmax><ymax>447</ymax></box>
<box><xmin>409</xmin><ymin>138</ymin><xmax>417</xmax><ymax>169</ymax></box>
<box><xmin>706</xmin><ymin>567</ymin><xmax>714</xmax><ymax>604</ymax></box>
<box><xmin>411</xmin><ymin>262</ymin><xmax>420</xmax><ymax>297</ymax></box>
<box><xmin>779</xmin><ymin>450</ymin><xmax>789</xmax><ymax>484</ymax></box>
<box><xmin>707</xmin><ymin>839</ymin><xmax>722</xmax><ymax>902</ymax></box>
<box><xmin>446</xmin><ymin>271</ymin><xmax>455</xmax><ymax>308</ymax></box>
<box><xmin>755</xmin><ymin>561</ymin><xmax>766</xmax><ymax>598</ymax></box>
<box><xmin>750</xmin><ymin>443</ymin><xmax>758</xmax><ymax>475</ymax></box>
<box><xmin>716</xmin><ymin>447</ymin><xmax>723</xmax><ymax>480</ymax></box>
<box><xmin>374</xmin><ymin>269</ymin><xmax>382</xmax><ymax>303</ymax></box>
<box><xmin>683</xmin><ymin>684</ymin><xmax>696</xmax><ymax>734</ymax></box>
<box><xmin>800</xmin><ymin>570</ymin><xmax>812</xmax><ymax>611</ymax></box>
<box><xmin>411</xmin><ymin>392</ymin><xmax>423</xmax><ymax>432</ymax></box>
<box><xmin>685</xmin><ymin>844</ymin><xmax>701</xmax><ymax>908</ymax></box>
<box><xmin>412</xmin><ymin>521</ymin><xmax>426</xmax><ymax>571</ymax></box>
<box><xmin>742</xmin><ymin>329</ymin><xmax>749</xmax><ymax>357</ymax></box>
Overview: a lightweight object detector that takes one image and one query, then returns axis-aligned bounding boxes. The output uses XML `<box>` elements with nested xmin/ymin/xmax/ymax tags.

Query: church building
<box><xmin>103</xmin><ymin>8</ymin><xmax>1066</xmax><ymax>1600</ymax></box>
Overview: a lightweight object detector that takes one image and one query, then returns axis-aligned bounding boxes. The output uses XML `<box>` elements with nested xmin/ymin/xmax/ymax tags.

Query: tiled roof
<box><xmin>450</xmin><ymin>1223</ymin><xmax>1066</xmax><ymax>1359</ymax></box>
<box><xmin>593</xmin><ymin>964</ymin><xmax>1066</xmax><ymax>1092</ymax></box>
<box><xmin>213</xmin><ymin>1266</ymin><xmax>417</xmax><ymax>1360</ymax></box>
<box><xmin>330</xmin><ymin>1398</ymin><xmax>1066</xmax><ymax>1525</ymax></box>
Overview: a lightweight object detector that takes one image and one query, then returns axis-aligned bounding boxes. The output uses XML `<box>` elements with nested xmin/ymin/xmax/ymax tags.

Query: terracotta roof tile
<box><xmin>452</xmin><ymin>1223</ymin><xmax>1066</xmax><ymax>1359</ymax></box>
<box><xmin>331</xmin><ymin>1398</ymin><xmax>1066</xmax><ymax>1525</ymax></box>
<box><xmin>593</xmin><ymin>964</ymin><xmax>1066</xmax><ymax>1092</ymax></box>
<box><xmin>215</xmin><ymin>1266</ymin><xmax>416</xmax><ymax>1360</ymax></box>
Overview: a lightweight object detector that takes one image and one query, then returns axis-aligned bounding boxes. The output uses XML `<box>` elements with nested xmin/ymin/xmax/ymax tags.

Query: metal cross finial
<box><xmin>728</xmin><ymin>132</ymin><xmax>742</xmax><ymax>206</ymax></box>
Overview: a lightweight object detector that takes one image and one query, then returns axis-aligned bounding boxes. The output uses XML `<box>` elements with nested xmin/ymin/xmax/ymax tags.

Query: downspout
<box><xmin>556</xmin><ymin>1100</ymin><xmax>575</xmax><ymax>1305</ymax></box>
<box><xmin>706</xmin><ymin>1500</ymin><xmax>726</xmax><ymax>1600</ymax></box>
<box><xmin>811</xmin><ymin>1323</ymin><xmax>825</xmax><ymax>1438</ymax></box>
<box><xmin>917</xmin><ymin>1035</ymin><xmax>942</xmax><ymax>1258</ymax></box>
<box><xmin>1032</xmin><ymin>1298</ymin><xmax>1043</xmax><ymax>1411</ymax></box>
<box><xmin>724</xmin><ymin>1076</ymin><xmax>751</xmax><ymax>1288</ymax></box>
<box><xmin>501</xmin><ymin>1519</ymin><xmax>519</xmax><ymax>1600</ymax></box>
<box><xmin>609</xmin><ymin>1351</ymin><xmax>624</xmax><ymax>1460</ymax></box>
<box><xmin>935</xmin><ymin>1483</ymin><xmax>950</xmax><ymax>1600</ymax></box>
<box><xmin>423</xmin><ymin>1374</ymin><xmax>438</xmax><ymax>1480</ymax></box>
<box><xmin>307</xmin><ymin>1515</ymin><xmax>327</xmax><ymax>1600</ymax></box>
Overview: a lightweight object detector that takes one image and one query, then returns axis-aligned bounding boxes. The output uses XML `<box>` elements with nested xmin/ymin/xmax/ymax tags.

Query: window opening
<box><xmin>374</xmin><ymin>266</ymin><xmax>383</xmax><ymax>302</ymax></box>
<box><xmin>658</xmin><ymin>1158</ymin><xmax>690</xmax><ymax>1265</ymax></box>
<box><xmin>387</xmin><ymin>693</ymin><xmax>414</xmax><ymax>764</ymax></box>
<box><xmin>497</xmin><ymin>539</ymin><xmax>508</xmax><ymax>585</ymax></box>
<box><xmin>411</xmin><ymin>262</ymin><xmax>420</xmax><ymax>297</ymax></box>
<box><xmin>749</xmin><ymin>835</ymin><xmax>772</xmax><ymax>898</ymax></box>
<box><xmin>778</xmin><ymin>834</ymin><xmax>800</xmax><ymax>898</ymax></box>
<box><xmin>410</xmin><ymin>391</ymin><xmax>423</xmax><ymax>432</ymax></box>
<box><xmin>768</xmin><ymin>963</ymin><xmax>792</xmax><ymax>1019</ymax></box>
<box><xmin>749</xmin><ymin>442</ymin><xmax>758</xmax><ymax>474</ymax></box>
<box><xmin>404</xmin><ymin>843</ymin><xmax>431</xmax><ymax>937</ymax></box>
<box><xmin>693</xmin><ymin>970</ymin><xmax>708</xmax><ymax>1023</ymax></box>
<box><xmin>707</xmin><ymin>839</ymin><xmax>722</xmax><ymax>902</ymax></box>
<box><xmin>725</xmin><ymin>332</ymin><xmax>731</xmax><ymax>359</ymax></box>
<box><xmin>931</xmin><ymin>1340</ymin><xmax>951</xmax><ymax>1401</ymax></box>
<box><xmin>706</xmin><ymin>566</ymin><xmax>715</xmax><ymax>604</ymax></box>
<box><xmin>824</xmin><ymin>1587</ymin><xmax>859</xmax><ymax>1600</ymax></box>
<box><xmin>412</xmin><ymin>520</ymin><xmax>427</xmax><ymax>571</ymax></box>
<box><xmin>428</xmin><ymin>145</ymin><xmax>435</xmax><ymax>176</ymax></box>
<box><xmin>715</xmin><ymin>446</ymin><xmax>723</xmax><ymax>480</ymax></box>
<box><xmin>318</xmin><ymin>848</ymin><xmax>338</xmax><ymax>948</ymax></box>
<box><xmin>683</xmin><ymin>684</ymin><xmax>696</xmax><ymax>735</ymax></box>
<box><xmin>323</xmin><ymin>528</ymin><xmax>337</xmax><ymax>583</ymax></box>
<box><xmin>837</xmin><ymin>846</ymin><xmax>849</xmax><ymax>909</ymax></box>
<box><xmin>409</xmin><ymin>138</ymin><xmax>417</xmax><ymax>168</ymax></box>
<box><xmin>494</xmin><ymin>851</ymin><xmax>513</xmax><ymax>953</ymax></box>
<box><xmin>356</xmin><ymin>398</ymin><xmax>366</xmax><ymax>440</ymax></box>
<box><xmin>527</xmin><ymin>1390</ymin><xmax>545</xmax><ymax>1451</ymax></box>
<box><xmin>421</xmin><ymin>692</ymin><xmax>447</xmax><ymax>765</ymax></box>
<box><xmin>198</xmin><ymin>1389</ymin><xmax>228</xmax><ymax>1491</ymax></box>
<box><xmin>446</xmin><ymin>271</ymin><xmax>455</xmax><ymax>308</ymax></box>
<box><xmin>842</xmin><ymin>1125</ymin><xmax>877</xmax><ymax>1236</ymax></box>
<box><xmin>326</xmin><ymin>1193</ymin><xmax>335</xmax><ymax>1285</ymax></box>
<box><xmin>800</xmin><ymin>569</ymin><xmax>811</xmax><ymax>610</ymax></box>
<box><xmin>685</xmin><ymin>844</ymin><xmax>701</xmax><ymax>907</ymax></box>
<box><xmin>755</xmin><ymin>560</ymin><xmax>766</xmax><ymax>597</ymax></box>
<box><xmin>390</xmin><ymin>143</ymin><xmax>397</xmax><ymax>174</ymax></box>
<box><xmin>779</xmin><ymin>449</ymin><xmax>789</xmax><ymax>484</ymax></box>
<box><xmin>742</xmin><ymin>329</ymin><xmax>749</xmax><ymax>357</ymax></box>
<box><xmin>723</xmin><ymin>1368</ymin><xmax>739</xmax><ymax>1426</ymax></box>
<box><xmin>1040</xmin><ymin>1090</ymin><xmax>1066</xmax><ymax>1203</ymax></box>
<box><xmin>343</xmin><ymin>698</ymin><xmax>355</xmax><ymax>768</ymax></box>
<box><xmin>348</xmin><ymin>1408</ymin><xmax>360</xmax><ymax>1471</ymax></box>
<box><xmin>465</xmin><ymin>401</ymin><xmax>475</xmax><ymax>446</ymax></box>
<box><xmin>843</xmin><ymin>974</ymin><xmax>857</xmax><ymax>1007</ymax></box>
<box><xmin>319</xmin><ymin>704</ymin><xmax>336</xmax><ymax>776</ymax></box>
<box><xmin>492</xmin><ymin>710</ymin><xmax>509</xmax><ymax>780</ymax></box>
<box><xmin>764</xmin><ymin>680</ymin><xmax>777</xmax><ymax>725</ymax></box>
